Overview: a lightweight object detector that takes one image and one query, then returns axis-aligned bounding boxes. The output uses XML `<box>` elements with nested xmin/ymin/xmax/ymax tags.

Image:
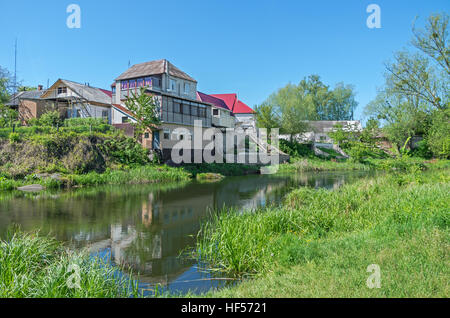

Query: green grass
<box><xmin>66</xmin><ymin>165</ymin><xmax>191</xmax><ymax>187</ymax></box>
<box><xmin>196</xmin><ymin>173</ymin><xmax>225</xmax><ymax>182</ymax></box>
<box><xmin>278</xmin><ymin>157</ymin><xmax>371</xmax><ymax>172</ymax></box>
<box><xmin>193</xmin><ymin>168</ymin><xmax>450</xmax><ymax>297</ymax></box>
<box><xmin>0</xmin><ymin>230</ymin><xmax>140</xmax><ymax>298</ymax></box>
<box><xmin>278</xmin><ymin>157</ymin><xmax>450</xmax><ymax>174</ymax></box>
<box><xmin>182</xmin><ymin>163</ymin><xmax>260</xmax><ymax>177</ymax></box>
<box><xmin>0</xmin><ymin>165</ymin><xmax>191</xmax><ymax>191</ymax></box>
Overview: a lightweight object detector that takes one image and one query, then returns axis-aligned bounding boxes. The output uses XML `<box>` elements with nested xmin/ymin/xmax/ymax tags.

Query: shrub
<box><xmin>38</xmin><ymin>111</ymin><xmax>63</xmax><ymax>127</ymax></box>
<box><xmin>426</xmin><ymin>108</ymin><xmax>450</xmax><ymax>159</ymax></box>
<box><xmin>8</xmin><ymin>132</ymin><xmax>20</xmax><ymax>143</ymax></box>
<box><xmin>279</xmin><ymin>140</ymin><xmax>314</xmax><ymax>158</ymax></box>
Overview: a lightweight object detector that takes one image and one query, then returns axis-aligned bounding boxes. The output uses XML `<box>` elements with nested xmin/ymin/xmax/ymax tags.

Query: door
<box><xmin>152</xmin><ymin>130</ymin><xmax>161</xmax><ymax>150</ymax></box>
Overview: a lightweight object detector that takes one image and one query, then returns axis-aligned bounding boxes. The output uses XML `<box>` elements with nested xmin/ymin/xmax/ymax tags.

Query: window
<box><xmin>122</xmin><ymin>116</ymin><xmax>129</xmax><ymax>123</ymax></box>
<box><xmin>212</xmin><ymin>109</ymin><xmax>219</xmax><ymax>116</ymax></box>
<box><xmin>153</xmin><ymin>78</ymin><xmax>161</xmax><ymax>88</ymax></box>
<box><xmin>173</xmin><ymin>102</ymin><xmax>181</xmax><ymax>113</ymax></box>
<box><xmin>181</xmin><ymin>104</ymin><xmax>190</xmax><ymax>115</ymax></box>
<box><xmin>102</xmin><ymin>110</ymin><xmax>108</xmax><ymax>118</ymax></box>
<box><xmin>144</xmin><ymin>77</ymin><xmax>152</xmax><ymax>87</ymax></box>
<box><xmin>191</xmin><ymin>105</ymin><xmax>198</xmax><ymax>116</ymax></box>
<box><xmin>129</xmin><ymin>80</ymin><xmax>137</xmax><ymax>89</ymax></box>
<box><xmin>137</xmin><ymin>78</ymin><xmax>144</xmax><ymax>87</ymax></box>
<box><xmin>144</xmin><ymin>132</ymin><xmax>150</xmax><ymax>139</ymax></box>
<box><xmin>163</xmin><ymin>129</ymin><xmax>171</xmax><ymax>140</ymax></box>
<box><xmin>169</xmin><ymin>79</ymin><xmax>177</xmax><ymax>92</ymax></box>
<box><xmin>58</xmin><ymin>87</ymin><xmax>67</xmax><ymax>94</ymax></box>
<box><xmin>121</xmin><ymin>81</ymin><xmax>129</xmax><ymax>90</ymax></box>
<box><xmin>198</xmin><ymin>106</ymin><xmax>206</xmax><ymax>118</ymax></box>
<box><xmin>111</xmin><ymin>86</ymin><xmax>116</xmax><ymax>94</ymax></box>
<box><xmin>184</xmin><ymin>83</ymin><xmax>190</xmax><ymax>94</ymax></box>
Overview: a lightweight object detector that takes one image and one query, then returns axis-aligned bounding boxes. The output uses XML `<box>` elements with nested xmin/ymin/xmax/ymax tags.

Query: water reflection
<box><xmin>0</xmin><ymin>170</ymin><xmax>374</xmax><ymax>294</ymax></box>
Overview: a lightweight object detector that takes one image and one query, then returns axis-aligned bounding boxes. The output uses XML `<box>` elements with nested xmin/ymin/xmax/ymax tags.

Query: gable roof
<box><xmin>210</xmin><ymin>94</ymin><xmax>237</xmax><ymax>112</ymax></box>
<box><xmin>115</xmin><ymin>59</ymin><xmax>197</xmax><ymax>83</ymax></box>
<box><xmin>196</xmin><ymin>92</ymin><xmax>230</xmax><ymax>111</ymax></box>
<box><xmin>210</xmin><ymin>93</ymin><xmax>254</xmax><ymax>114</ymax></box>
<box><xmin>234</xmin><ymin>100</ymin><xmax>254</xmax><ymax>114</ymax></box>
<box><xmin>112</xmin><ymin>103</ymin><xmax>137</xmax><ymax>120</ymax></box>
<box><xmin>40</xmin><ymin>79</ymin><xmax>112</xmax><ymax>105</ymax></box>
<box><xmin>6</xmin><ymin>90</ymin><xmax>45</xmax><ymax>106</ymax></box>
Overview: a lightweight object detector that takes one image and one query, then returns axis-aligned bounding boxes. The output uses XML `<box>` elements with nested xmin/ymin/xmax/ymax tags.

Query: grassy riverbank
<box><xmin>0</xmin><ymin>230</ymin><xmax>139</xmax><ymax>297</ymax></box>
<box><xmin>0</xmin><ymin>165</ymin><xmax>191</xmax><ymax>191</ymax></box>
<box><xmin>278</xmin><ymin>157</ymin><xmax>450</xmax><ymax>173</ymax></box>
<box><xmin>194</xmin><ymin>167</ymin><xmax>450</xmax><ymax>297</ymax></box>
<box><xmin>0</xmin><ymin>120</ymin><xmax>192</xmax><ymax>191</ymax></box>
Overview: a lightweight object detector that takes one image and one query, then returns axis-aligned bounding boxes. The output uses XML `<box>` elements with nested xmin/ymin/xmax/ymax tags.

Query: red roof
<box><xmin>234</xmin><ymin>100</ymin><xmax>254</xmax><ymax>114</ymax></box>
<box><xmin>197</xmin><ymin>92</ymin><xmax>230</xmax><ymax>111</ymax></box>
<box><xmin>210</xmin><ymin>93</ymin><xmax>254</xmax><ymax>114</ymax></box>
<box><xmin>112</xmin><ymin>104</ymin><xmax>136</xmax><ymax>119</ymax></box>
<box><xmin>100</xmin><ymin>89</ymin><xmax>113</xmax><ymax>98</ymax></box>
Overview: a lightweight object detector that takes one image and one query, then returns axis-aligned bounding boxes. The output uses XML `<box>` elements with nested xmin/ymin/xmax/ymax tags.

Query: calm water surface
<box><xmin>0</xmin><ymin>170</ymin><xmax>376</xmax><ymax>295</ymax></box>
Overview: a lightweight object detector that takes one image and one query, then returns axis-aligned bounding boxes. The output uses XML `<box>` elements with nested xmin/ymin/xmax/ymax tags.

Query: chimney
<box><xmin>38</xmin><ymin>85</ymin><xmax>43</xmax><ymax>91</ymax></box>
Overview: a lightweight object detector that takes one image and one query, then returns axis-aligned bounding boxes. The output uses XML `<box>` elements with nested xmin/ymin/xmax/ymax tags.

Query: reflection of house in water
<box><xmin>90</xmin><ymin>186</ymin><xmax>216</xmax><ymax>286</ymax></box>
<box><xmin>0</xmin><ymin>171</ymin><xmax>373</xmax><ymax>293</ymax></box>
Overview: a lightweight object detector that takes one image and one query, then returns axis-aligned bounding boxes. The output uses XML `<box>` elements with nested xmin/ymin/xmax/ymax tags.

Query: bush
<box><xmin>279</xmin><ymin>140</ymin><xmax>314</xmax><ymax>158</ymax></box>
<box><xmin>8</xmin><ymin>132</ymin><xmax>20</xmax><ymax>143</ymax></box>
<box><xmin>426</xmin><ymin>108</ymin><xmax>450</xmax><ymax>159</ymax></box>
<box><xmin>411</xmin><ymin>140</ymin><xmax>433</xmax><ymax>159</ymax></box>
<box><xmin>64</xmin><ymin>118</ymin><xmax>107</xmax><ymax>127</ymax></box>
<box><xmin>38</xmin><ymin>111</ymin><xmax>63</xmax><ymax>127</ymax></box>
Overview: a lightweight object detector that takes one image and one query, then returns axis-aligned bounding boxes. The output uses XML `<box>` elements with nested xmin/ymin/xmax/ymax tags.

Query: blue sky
<box><xmin>1</xmin><ymin>0</ymin><xmax>448</xmax><ymax>122</ymax></box>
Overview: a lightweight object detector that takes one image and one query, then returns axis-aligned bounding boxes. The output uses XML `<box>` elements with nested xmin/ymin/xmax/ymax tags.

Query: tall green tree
<box><xmin>124</xmin><ymin>87</ymin><xmax>161</xmax><ymax>140</ymax></box>
<box><xmin>255</xmin><ymin>75</ymin><xmax>358</xmax><ymax>141</ymax></box>
<box><xmin>254</xmin><ymin>102</ymin><xmax>281</xmax><ymax>134</ymax></box>
<box><xmin>365</xmin><ymin>13</ymin><xmax>449</xmax><ymax>157</ymax></box>
<box><xmin>0</xmin><ymin>66</ymin><xmax>18</xmax><ymax>128</ymax></box>
<box><xmin>0</xmin><ymin>66</ymin><xmax>13</xmax><ymax>105</ymax></box>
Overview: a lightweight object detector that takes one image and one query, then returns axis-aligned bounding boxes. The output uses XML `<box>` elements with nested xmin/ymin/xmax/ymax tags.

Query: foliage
<box><xmin>37</xmin><ymin>110</ymin><xmax>63</xmax><ymax>127</ymax></box>
<box><xmin>278</xmin><ymin>139</ymin><xmax>314</xmax><ymax>158</ymax></box>
<box><xmin>364</xmin><ymin>13</ymin><xmax>449</xmax><ymax>158</ymax></box>
<box><xmin>328</xmin><ymin>123</ymin><xmax>387</xmax><ymax>162</ymax></box>
<box><xmin>125</xmin><ymin>87</ymin><xmax>161</xmax><ymax>139</ymax></box>
<box><xmin>182</xmin><ymin>163</ymin><xmax>260</xmax><ymax>177</ymax></box>
<box><xmin>8</xmin><ymin>132</ymin><xmax>20</xmax><ymax>143</ymax></box>
<box><xmin>99</xmin><ymin>131</ymin><xmax>151</xmax><ymax>166</ymax></box>
<box><xmin>0</xmin><ymin>66</ymin><xmax>13</xmax><ymax>104</ymax></box>
<box><xmin>0</xmin><ymin>229</ymin><xmax>139</xmax><ymax>298</ymax></box>
<box><xmin>426</xmin><ymin>108</ymin><xmax>450</xmax><ymax>158</ymax></box>
<box><xmin>195</xmin><ymin>168</ymin><xmax>449</xmax><ymax>298</ymax></box>
<box><xmin>0</xmin><ymin>105</ymin><xmax>18</xmax><ymax>128</ymax></box>
<box><xmin>254</xmin><ymin>103</ymin><xmax>280</xmax><ymax>134</ymax></box>
<box><xmin>63</xmin><ymin>117</ymin><xmax>108</xmax><ymax>127</ymax></box>
<box><xmin>255</xmin><ymin>75</ymin><xmax>358</xmax><ymax>141</ymax></box>
<box><xmin>278</xmin><ymin>157</ymin><xmax>370</xmax><ymax>172</ymax></box>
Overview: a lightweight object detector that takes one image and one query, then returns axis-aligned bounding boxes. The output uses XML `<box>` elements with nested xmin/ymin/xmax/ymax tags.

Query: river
<box><xmin>0</xmin><ymin>170</ymin><xmax>376</xmax><ymax>295</ymax></box>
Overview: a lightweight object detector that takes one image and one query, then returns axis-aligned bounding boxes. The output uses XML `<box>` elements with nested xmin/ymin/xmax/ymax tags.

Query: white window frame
<box><xmin>163</xmin><ymin>129</ymin><xmax>171</xmax><ymax>140</ymax></box>
<box><xmin>184</xmin><ymin>83</ymin><xmax>190</xmax><ymax>94</ymax></box>
<box><xmin>169</xmin><ymin>79</ymin><xmax>177</xmax><ymax>92</ymax></box>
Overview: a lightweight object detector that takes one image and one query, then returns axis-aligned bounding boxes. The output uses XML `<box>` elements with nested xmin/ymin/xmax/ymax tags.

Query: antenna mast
<box><xmin>14</xmin><ymin>38</ymin><xmax>17</xmax><ymax>94</ymax></box>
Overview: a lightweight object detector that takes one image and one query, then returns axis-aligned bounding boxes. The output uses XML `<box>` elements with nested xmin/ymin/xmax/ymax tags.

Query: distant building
<box><xmin>280</xmin><ymin>120</ymin><xmax>363</xmax><ymax>145</ymax></box>
<box><xmin>9</xmin><ymin>79</ymin><xmax>113</xmax><ymax>124</ymax></box>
